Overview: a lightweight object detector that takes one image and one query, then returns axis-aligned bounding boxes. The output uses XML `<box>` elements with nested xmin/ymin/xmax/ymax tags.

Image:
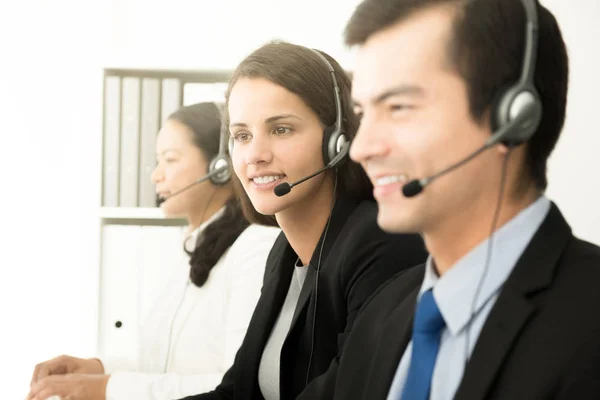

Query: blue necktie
<box><xmin>400</xmin><ymin>289</ymin><xmax>446</xmax><ymax>400</ymax></box>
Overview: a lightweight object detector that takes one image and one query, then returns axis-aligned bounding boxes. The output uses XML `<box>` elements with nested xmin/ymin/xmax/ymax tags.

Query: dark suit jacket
<box><xmin>179</xmin><ymin>197</ymin><xmax>428</xmax><ymax>400</ymax></box>
<box><xmin>308</xmin><ymin>203</ymin><xmax>600</xmax><ymax>400</ymax></box>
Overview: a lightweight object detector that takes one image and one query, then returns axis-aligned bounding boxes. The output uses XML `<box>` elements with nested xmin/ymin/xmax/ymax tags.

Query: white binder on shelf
<box><xmin>139</xmin><ymin>78</ymin><xmax>160</xmax><ymax>208</ymax></box>
<box><xmin>119</xmin><ymin>77</ymin><xmax>141</xmax><ymax>207</ymax></box>
<box><xmin>182</xmin><ymin>82</ymin><xmax>228</xmax><ymax>106</ymax></box>
<box><xmin>161</xmin><ymin>78</ymin><xmax>181</xmax><ymax>125</ymax></box>
<box><xmin>102</xmin><ymin>76</ymin><xmax>120</xmax><ymax>207</ymax></box>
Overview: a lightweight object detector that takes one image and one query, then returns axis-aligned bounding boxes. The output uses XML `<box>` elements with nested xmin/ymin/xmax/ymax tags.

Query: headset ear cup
<box><xmin>322</xmin><ymin>125</ymin><xmax>335</xmax><ymax>165</ymax></box>
<box><xmin>490</xmin><ymin>84</ymin><xmax>542</xmax><ymax>147</ymax></box>
<box><xmin>208</xmin><ymin>155</ymin><xmax>231</xmax><ymax>185</ymax></box>
<box><xmin>331</xmin><ymin>133</ymin><xmax>349</xmax><ymax>168</ymax></box>
<box><xmin>490</xmin><ymin>87</ymin><xmax>510</xmax><ymax>133</ymax></box>
<box><xmin>322</xmin><ymin>125</ymin><xmax>349</xmax><ymax>168</ymax></box>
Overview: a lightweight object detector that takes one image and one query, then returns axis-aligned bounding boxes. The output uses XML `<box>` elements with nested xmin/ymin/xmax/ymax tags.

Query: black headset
<box><xmin>208</xmin><ymin>102</ymin><xmax>232</xmax><ymax>185</ymax></box>
<box><xmin>156</xmin><ymin>102</ymin><xmax>231</xmax><ymax>204</ymax></box>
<box><xmin>402</xmin><ymin>0</ymin><xmax>543</xmax><ymax>198</ymax></box>
<box><xmin>464</xmin><ymin>0</ymin><xmax>543</xmax><ymax>365</ymax></box>
<box><xmin>488</xmin><ymin>0</ymin><xmax>542</xmax><ymax>147</ymax></box>
<box><xmin>310</xmin><ymin>49</ymin><xmax>350</xmax><ymax>166</ymax></box>
<box><xmin>227</xmin><ymin>49</ymin><xmax>349</xmax><ymax>168</ymax></box>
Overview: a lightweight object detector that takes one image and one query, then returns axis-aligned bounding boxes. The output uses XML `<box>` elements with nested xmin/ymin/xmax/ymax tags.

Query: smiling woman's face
<box><xmin>228</xmin><ymin>77</ymin><xmax>330</xmax><ymax>216</ymax></box>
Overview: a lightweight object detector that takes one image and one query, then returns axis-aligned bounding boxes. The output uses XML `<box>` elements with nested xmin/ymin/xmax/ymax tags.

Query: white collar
<box><xmin>184</xmin><ymin>206</ymin><xmax>226</xmax><ymax>253</ymax></box>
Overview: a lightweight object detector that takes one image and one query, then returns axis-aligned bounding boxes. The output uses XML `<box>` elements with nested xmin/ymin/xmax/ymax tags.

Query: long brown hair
<box><xmin>225</xmin><ymin>40</ymin><xmax>373</xmax><ymax>225</ymax></box>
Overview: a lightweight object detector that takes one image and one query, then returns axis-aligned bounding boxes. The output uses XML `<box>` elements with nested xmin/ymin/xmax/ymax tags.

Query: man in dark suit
<box><xmin>297</xmin><ymin>0</ymin><xmax>600</xmax><ymax>399</ymax></box>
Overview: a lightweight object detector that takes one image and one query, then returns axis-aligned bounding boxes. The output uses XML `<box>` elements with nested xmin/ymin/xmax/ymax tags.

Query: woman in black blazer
<box><xmin>179</xmin><ymin>41</ymin><xmax>428</xmax><ymax>400</ymax></box>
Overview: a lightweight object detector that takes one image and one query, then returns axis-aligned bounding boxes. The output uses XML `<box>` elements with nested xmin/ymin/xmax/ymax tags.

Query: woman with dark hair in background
<box><xmin>180</xmin><ymin>42</ymin><xmax>428</xmax><ymax>400</ymax></box>
<box><xmin>28</xmin><ymin>102</ymin><xmax>281</xmax><ymax>400</ymax></box>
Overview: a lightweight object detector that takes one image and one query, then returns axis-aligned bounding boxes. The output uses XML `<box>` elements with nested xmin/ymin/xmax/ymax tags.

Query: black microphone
<box><xmin>402</xmin><ymin>179</ymin><xmax>426</xmax><ymax>198</ymax></box>
<box><xmin>274</xmin><ymin>143</ymin><xmax>349</xmax><ymax>197</ymax></box>
<box><xmin>402</xmin><ymin>107</ymin><xmax>533</xmax><ymax>198</ymax></box>
<box><xmin>158</xmin><ymin>166</ymin><xmax>228</xmax><ymax>203</ymax></box>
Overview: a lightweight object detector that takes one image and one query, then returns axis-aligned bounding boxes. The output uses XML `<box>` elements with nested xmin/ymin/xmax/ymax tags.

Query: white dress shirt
<box><xmin>100</xmin><ymin>211</ymin><xmax>281</xmax><ymax>400</ymax></box>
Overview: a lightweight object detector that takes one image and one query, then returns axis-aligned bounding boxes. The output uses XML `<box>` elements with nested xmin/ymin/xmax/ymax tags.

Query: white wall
<box><xmin>542</xmin><ymin>0</ymin><xmax>600</xmax><ymax>245</ymax></box>
<box><xmin>103</xmin><ymin>0</ymin><xmax>360</xmax><ymax>70</ymax></box>
<box><xmin>0</xmin><ymin>0</ymin><xmax>598</xmax><ymax>398</ymax></box>
<box><xmin>0</xmin><ymin>0</ymin><xmax>107</xmax><ymax>396</ymax></box>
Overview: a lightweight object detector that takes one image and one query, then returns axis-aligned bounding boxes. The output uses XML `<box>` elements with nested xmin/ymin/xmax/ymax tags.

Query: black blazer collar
<box><xmin>307</xmin><ymin>195</ymin><xmax>360</xmax><ymax>270</ymax></box>
<box><xmin>367</xmin><ymin>283</ymin><xmax>421</xmax><ymax>399</ymax></box>
<box><xmin>359</xmin><ymin>203</ymin><xmax>573</xmax><ymax>400</ymax></box>
<box><xmin>454</xmin><ymin>202</ymin><xmax>572</xmax><ymax>399</ymax></box>
<box><xmin>235</xmin><ymin>197</ymin><xmax>363</xmax><ymax>399</ymax></box>
<box><xmin>235</xmin><ymin>234</ymin><xmax>295</xmax><ymax>399</ymax></box>
<box><xmin>291</xmin><ymin>196</ymin><xmax>360</xmax><ymax>327</ymax></box>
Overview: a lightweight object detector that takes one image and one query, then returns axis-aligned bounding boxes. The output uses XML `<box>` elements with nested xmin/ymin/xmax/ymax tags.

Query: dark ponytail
<box><xmin>168</xmin><ymin>102</ymin><xmax>251</xmax><ymax>287</ymax></box>
<box><xmin>186</xmin><ymin>196</ymin><xmax>250</xmax><ymax>286</ymax></box>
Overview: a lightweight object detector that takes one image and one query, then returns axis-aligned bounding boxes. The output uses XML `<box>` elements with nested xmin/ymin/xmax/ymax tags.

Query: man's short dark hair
<box><xmin>345</xmin><ymin>0</ymin><xmax>569</xmax><ymax>191</ymax></box>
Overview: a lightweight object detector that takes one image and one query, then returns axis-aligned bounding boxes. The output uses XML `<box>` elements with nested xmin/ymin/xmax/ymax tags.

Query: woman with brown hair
<box><xmin>180</xmin><ymin>41</ymin><xmax>428</xmax><ymax>400</ymax></box>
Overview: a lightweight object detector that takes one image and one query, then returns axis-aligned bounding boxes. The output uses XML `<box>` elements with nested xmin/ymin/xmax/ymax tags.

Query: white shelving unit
<box><xmin>100</xmin><ymin>206</ymin><xmax>175</xmax><ymax>220</ymax></box>
<box><xmin>97</xmin><ymin>68</ymin><xmax>231</xmax><ymax>361</ymax></box>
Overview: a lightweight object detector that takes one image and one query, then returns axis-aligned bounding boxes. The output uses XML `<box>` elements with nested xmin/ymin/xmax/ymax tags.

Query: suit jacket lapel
<box><xmin>454</xmin><ymin>203</ymin><xmax>572</xmax><ymax>400</ymax></box>
<box><xmin>366</xmin><ymin>284</ymin><xmax>420</xmax><ymax>400</ymax></box>
<box><xmin>237</xmin><ymin>237</ymin><xmax>295</xmax><ymax>399</ymax></box>
<box><xmin>290</xmin><ymin>264</ymin><xmax>316</xmax><ymax>329</ymax></box>
<box><xmin>454</xmin><ymin>287</ymin><xmax>535</xmax><ymax>400</ymax></box>
<box><xmin>289</xmin><ymin>197</ymin><xmax>358</xmax><ymax>331</ymax></box>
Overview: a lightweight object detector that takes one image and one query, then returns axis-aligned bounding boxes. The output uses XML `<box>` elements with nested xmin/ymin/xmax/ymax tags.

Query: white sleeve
<box><xmin>104</xmin><ymin>225</ymin><xmax>280</xmax><ymax>400</ymax></box>
<box><xmin>97</xmin><ymin>356</ymin><xmax>137</xmax><ymax>374</ymax></box>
